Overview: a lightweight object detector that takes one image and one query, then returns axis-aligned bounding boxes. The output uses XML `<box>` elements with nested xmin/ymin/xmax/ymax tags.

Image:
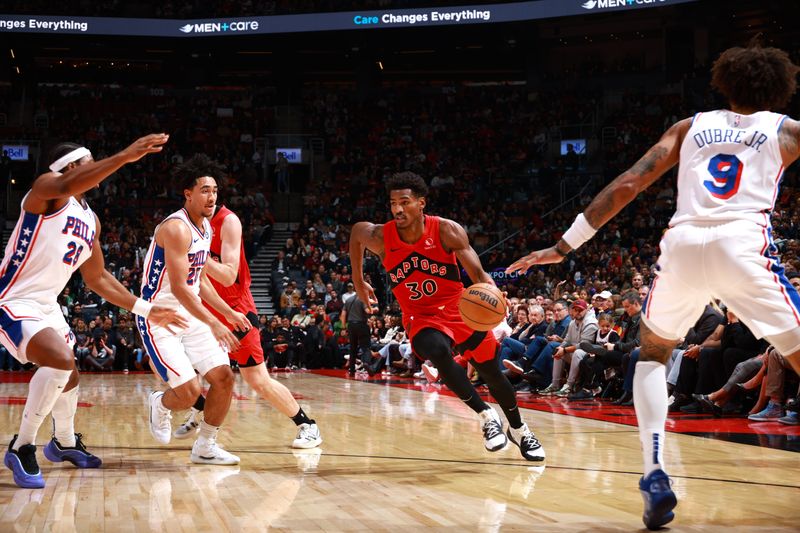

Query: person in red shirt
<box><xmin>175</xmin><ymin>156</ymin><xmax>322</xmax><ymax>449</ymax></box>
<box><xmin>349</xmin><ymin>172</ymin><xmax>544</xmax><ymax>461</ymax></box>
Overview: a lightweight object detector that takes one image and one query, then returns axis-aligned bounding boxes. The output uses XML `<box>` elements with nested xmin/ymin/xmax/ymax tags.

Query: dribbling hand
<box><xmin>354</xmin><ymin>281</ymin><xmax>379</xmax><ymax>314</ymax></box>
<box><xmin>506</xmin><ymin>246</ymin><xmax>566</xmax><ymax>275</ymax></box>
<box><xmin>149</xmin><ymin>305</ymin><xmax>190</xmax><ymax>334</ymax></box>
<box><xmin>122</xmin><ymin>133</ymin><xmax>170</xmax><ymax>163</ymax></box>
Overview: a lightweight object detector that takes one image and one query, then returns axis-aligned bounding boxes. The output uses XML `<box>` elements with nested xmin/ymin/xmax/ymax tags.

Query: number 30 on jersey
<box><xmin>405</xmin><ymin>280</ymin><xmax>438</xmax><ymax>300</ymax></box>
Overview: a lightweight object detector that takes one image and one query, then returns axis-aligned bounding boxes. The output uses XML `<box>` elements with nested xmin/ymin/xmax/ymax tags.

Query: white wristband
<box><xmin>561</xmin><ymin>213</ymin><xmax>597</xmax><ymax>251</ymax></box>
<box><xmin>132</xmin><ymin>298</ymin><xmax>153</xmax><ymax>318</ymax></box>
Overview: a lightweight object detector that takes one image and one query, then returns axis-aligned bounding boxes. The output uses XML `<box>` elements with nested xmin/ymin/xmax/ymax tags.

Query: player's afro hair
<box><xmin>711</xmin><ymin>40</ymin><xmax>799</xmax><ymax>111</ymax></box>
<box><xmin>174</xmin><ymin>153</ymin><xmax>227</xmax><ymax>191</ymax></box>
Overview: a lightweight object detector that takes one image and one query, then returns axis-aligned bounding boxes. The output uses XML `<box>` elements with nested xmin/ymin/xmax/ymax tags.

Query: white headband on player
<box><xmin>49</xmin><ymin>147</ymin><xmax>91</xmax><ymax>173</ymax></box>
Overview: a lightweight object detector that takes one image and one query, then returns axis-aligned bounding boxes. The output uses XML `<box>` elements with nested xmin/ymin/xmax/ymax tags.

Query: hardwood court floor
<box><xmin>0</xmin><ymin>370</ymin><xmax>797</xmax><ymax>532</ymax></box>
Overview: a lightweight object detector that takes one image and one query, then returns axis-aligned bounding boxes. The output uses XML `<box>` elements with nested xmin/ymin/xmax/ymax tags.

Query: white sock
<box><xmin>633</xmin><ymin>361</ymin><xmax>668</xmax><ymax>477</ymax></box>
<box><xmin>188</xmin><ymin>407</ymin><xmax>200</xmax><ymax>422</ymax></box>
<box><xmin>51</xmin><ymin>386</ymin><xmax>79</xmax><ymax>447</ymax></box>
<box><xmin>15</xmin><ymin>367</ymin><xmax>72</xmax><ymax>449</ymax></box>
<box><xmin>197</xmin><ymin>421</ymin><xmax>219</xmax><ymax>443</ymax></box>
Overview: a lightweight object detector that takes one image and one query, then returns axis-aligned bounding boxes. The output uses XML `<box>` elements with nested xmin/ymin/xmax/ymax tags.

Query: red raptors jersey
<box><xmin>382</xmin><ymin>215</ymin><xmax>463</xmax><ymax>321</ymax></box>
<box><xmin>206</xmin><ymin>205</ymin><xmax>253</xmax><ymax>312</ymax></box>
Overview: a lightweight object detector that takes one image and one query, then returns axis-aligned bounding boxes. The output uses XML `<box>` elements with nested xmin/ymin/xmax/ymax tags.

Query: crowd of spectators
<box><xmin>1</xmin><ymin>74</ymin><xmax>799</xmax><ymax>424</ymax></box>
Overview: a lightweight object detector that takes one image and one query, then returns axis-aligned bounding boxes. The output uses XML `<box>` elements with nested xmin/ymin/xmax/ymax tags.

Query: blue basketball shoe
<box><xmin>639</xmin><ymin>468</ymin><xmax>677</xmax><ymax>530</ymax></box>
<box><xmin>4</xmin><ymin>435</ymin><xmax>44</xmax><ymax>489</ymax></box>
<box><xmin>44</xmin><ymin>434</ymin><xmax>102</xmax><ymax>468</ymax></box>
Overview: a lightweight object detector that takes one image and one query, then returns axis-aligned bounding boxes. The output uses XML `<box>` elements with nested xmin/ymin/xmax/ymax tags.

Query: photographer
<box><xmin>83</xmin><ymin>331</ymin><xmax>116</xmax><ymax>371</ymax></box>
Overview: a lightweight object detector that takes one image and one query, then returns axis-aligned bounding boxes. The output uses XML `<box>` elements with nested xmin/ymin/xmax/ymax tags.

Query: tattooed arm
<box><xmin>778</xmin><ymin>117</ymin><xmax>800</xmax><ymax>167</ymax></box>
<box><xmin>507</xmin><ymin>118</ymin><xmax>691</xmax><ymax>273</ymax></box>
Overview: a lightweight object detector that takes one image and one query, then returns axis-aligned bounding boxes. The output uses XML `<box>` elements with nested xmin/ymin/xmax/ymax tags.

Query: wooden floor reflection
<box><xmin>0</xmin><ymin>371</ymin><xmax>797</xmax><ymax>532</ymax></box>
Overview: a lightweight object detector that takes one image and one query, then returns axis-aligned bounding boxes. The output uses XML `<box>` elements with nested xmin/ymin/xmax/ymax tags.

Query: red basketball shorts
<box><xmin>405</xmin><ymin>306</ymin><xmax>498</xmax><ymax>363</ymax></box>
<box><xmin>217</xmin><ymin>291</ymin><xmax>264</xmax><ymax>367</ymax></box>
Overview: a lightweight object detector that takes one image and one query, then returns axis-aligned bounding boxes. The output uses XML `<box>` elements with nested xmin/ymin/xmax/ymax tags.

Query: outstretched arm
<box><xmin>80</xmin><ymin>216</ymin><xmax>188</xmax><ymax>331</ymax></box>
<box><xmin>26</xmin><ymin>134</ymin><xmax>168</xmax><ymax>214</ymax></box>
<box><xmin>348</xmin><ymin>221</ymin><xmax>384</xmax><ymax>309</ymax></box>
<box><xmin>507</xmin><ymin>118</ymin><xmax>690</xmax><ymax>273</ymax></box>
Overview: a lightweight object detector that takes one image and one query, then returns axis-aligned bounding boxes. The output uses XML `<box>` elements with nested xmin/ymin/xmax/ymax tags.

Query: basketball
<box><xmin>458</xmin><ymin>282</ymin><xmax>507</xmax><ymax>331</ymax></box>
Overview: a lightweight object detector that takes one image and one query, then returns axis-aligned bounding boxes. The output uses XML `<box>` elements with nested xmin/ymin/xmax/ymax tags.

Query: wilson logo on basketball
<box><xmin>468</xmin><ymin>289</ymin><xmax>498</xmax><ymax>307</ymax></box>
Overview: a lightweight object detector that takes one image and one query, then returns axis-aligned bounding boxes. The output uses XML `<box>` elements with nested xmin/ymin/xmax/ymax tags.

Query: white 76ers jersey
<box><xmin>0</xmin><ymin>196</ymin><xmax>96</xmax><ymax>305</ymax></box>
<box><xmin>140</xmin><ymin>208</ymin><xmax>211</xmax><ymax>308</ymax></box>
<box><xmin>670</xmin><ymin>110</ymin><xmax>786</xmax><ymax>227</ymax></box>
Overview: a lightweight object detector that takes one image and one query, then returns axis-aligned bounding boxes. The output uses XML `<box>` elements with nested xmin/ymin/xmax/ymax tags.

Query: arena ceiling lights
<box><xmin>0</xmin><ymin>0</ymin><xmax>698</xmax><ymax>38</ymax></box>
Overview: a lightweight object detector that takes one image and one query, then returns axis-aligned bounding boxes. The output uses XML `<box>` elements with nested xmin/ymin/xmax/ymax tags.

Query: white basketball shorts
<box><xmin>641</xmin><ymin>219</ymin><xmax>800</xmax><ymax>355</ymax></box>
<box><xmin>136</xmin><ymin>313</ymin><xmax>229</xmax><ymax>388</ymax></box>
<box><xmin>0</xmin><ymin>300</ymin><xmax>74</xmax><ymax>364</ymax></box>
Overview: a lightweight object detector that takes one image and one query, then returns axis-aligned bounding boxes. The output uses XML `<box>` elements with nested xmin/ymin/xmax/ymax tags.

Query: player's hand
<box><xmin>554</xmin><ymin>347</ymin><xmax>564</xmax><ymax>360</ymax></box>
<box><xmin>506</xmin><ymin>246</ymin><xmax>566</xmax><ymax>274</ymax></box>
<box><xmin>121</xmin><ymin>133</ymin><xmax>169</xmax><ymax>163</ymax></box>
<box><xmin>226</xmin><ymin>310</ymin><xmax>252</xmax><ymax>333</ymax></box>
<box><xmin>354</xmin><ymin>281</ymin><xmax>379</xmax><ymax>313</ymax></box>
<box><xmin>211</xmin><ymin>320</ymin><xmax>241</xmax><ymax>352</ymax></box>
<box><xmin>148</xmin><ymin>305</ymin><xmax>189</xmax><ymax>333</ymax></box>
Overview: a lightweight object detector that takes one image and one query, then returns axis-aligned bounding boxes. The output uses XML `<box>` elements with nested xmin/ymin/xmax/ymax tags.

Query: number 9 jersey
<box><xmin>0</xmin><ymin>195</ymin><xmax>96</xmax><ymax>305</ymax></box>
<box><xmin>670</xmin><ymin>110</ymin><xmax>787</xmax><ymax>227</ymax></box>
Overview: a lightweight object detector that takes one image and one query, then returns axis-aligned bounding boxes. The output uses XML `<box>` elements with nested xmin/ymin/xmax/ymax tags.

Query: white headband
<box><xmin>50</xmin><ymin>147</ymin><xmax>91</xmax><ymax>172</ymax></box>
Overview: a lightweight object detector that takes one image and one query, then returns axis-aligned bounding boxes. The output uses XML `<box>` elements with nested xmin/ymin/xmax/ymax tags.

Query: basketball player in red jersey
<box><xmin>173</xmin><ymin>155</ymin><xmax>322</xmax><ymax>449</ymax></box>
<box><xmin>349</xmin><ymin>172</ymin><xmax>544</xmax><ymax>461</ymax></box>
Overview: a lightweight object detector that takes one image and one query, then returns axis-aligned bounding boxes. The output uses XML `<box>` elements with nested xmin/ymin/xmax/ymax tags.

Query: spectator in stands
<box><xmin>747</xmin><ymin>347</ymin><xmax>799</xmax><ymax>424</ymax></box>
<box><xmin>83</xmin><ymin>332</ymin><xmax>116</xmax><ymax>372</ymax></box>
<box><xmin>694</xmin><ymin>351</ymin><xmax>767</xmax><ymax>416</ymax></box>
<box><xmin>514</xmin><ymin>300</ymin><xmax>572</xmax><ymax>390</ymax></box>
<box><xmin>342</xmin><ymin>282</ymin><xmax>357</xmax><ymax>303</ymax></box>
<box><xmin>291</xmin><ymin>305</ymin><xmax>313</xmax><ymax>329</ymax></box>
<box><xmin>568</xmin><ymin>313</ymin><xmax>621</xmax><ymax>400</ymax></box>
<box><xmin>499</xmin><ymin>305</ymin><xmax>546</xmax><ymax>371</ymax></box>
<box><xmin>678</xmin><ymin>309</ymin><xmax>767</xmax><ymax>413</ymax></box>
<box><xmin>539</xmin><ymin>299</ymin><xmax>598</xmax><ymax>396</ymax></box>
<box><xmin>114</xmin><ymin>316</ymin><xmax>136</xmax><ymax>371</ymax></box>
<box><xmin>669</xmin><ymin>304</ymin><xmax>733</xmax><ymax>412</ymax></box>
<box><xmin>578</xmin><ymin>291</ymin><xmax>642</xmax><ymax>399</ymax></box>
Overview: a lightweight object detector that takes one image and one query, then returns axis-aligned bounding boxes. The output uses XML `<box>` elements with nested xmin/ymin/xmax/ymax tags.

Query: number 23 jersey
<box><xmin>0</xmin><ymin>196</ymin><xmax>96</xmax><ymax>305</ymax></box>
<box><xmin>382</xmin><ymin>215</ymin><xmax>463</xmax><ymax>319</ymax></box>
<box><xmin>671</xmin><ymin>109</ymin><xmax>787</xmax><ymax>227</ymax></box>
